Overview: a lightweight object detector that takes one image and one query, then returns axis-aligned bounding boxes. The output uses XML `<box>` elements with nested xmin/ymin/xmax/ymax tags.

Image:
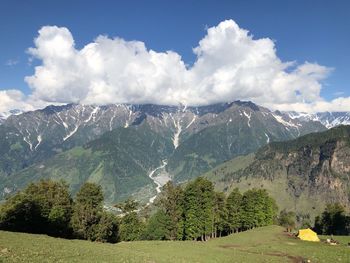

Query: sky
<box><xmin>0</xmin><ymin>0</ymin><xmax>349</xmax><ymax>113</ymax></box>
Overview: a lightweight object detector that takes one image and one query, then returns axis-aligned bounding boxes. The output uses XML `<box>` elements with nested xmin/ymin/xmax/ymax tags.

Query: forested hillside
<box><xmin>206</xmin><ymin>125</ymin><xmax>350</xmax><ymax>220</ymax></box>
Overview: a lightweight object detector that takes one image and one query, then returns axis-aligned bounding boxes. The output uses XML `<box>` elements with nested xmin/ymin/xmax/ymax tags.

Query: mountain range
<box><xmin>0</xmin><ymin>101</ymin><xmax>349</xmax><ymax>208</ymax></box>
<box><xmin>286</xmin><ymin>111</ymin><xmax>350</xmax><ymax>129</ymax></box>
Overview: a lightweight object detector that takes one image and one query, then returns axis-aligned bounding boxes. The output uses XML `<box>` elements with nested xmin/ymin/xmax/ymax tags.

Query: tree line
<box><xmin>275</xmin><ymin>204</ymin><xmax>350</xmax><ymax>235</ymax></box>
<box><xmin>0</xmin><ymin>180</ymin><xmax>118</xmax><ymax>242</ymax></box>
<box><xmin>143</xmin><ymin>177</ymin><xmax>278</xmax><ymax>241</ymax></box>
<box><xmin>0</xmin><ymin>177</ymin><xmax>278</xmax><ymax>243</ymax></box>
<box><xmin>314</xmin><ymin>203</ymin><xmax>350</xmax><ymax>235</ymax></box>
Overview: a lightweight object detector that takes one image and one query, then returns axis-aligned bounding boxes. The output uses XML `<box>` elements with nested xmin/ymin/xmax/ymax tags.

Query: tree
<box><xmin>226</xmin><ymin>188</ymin><xmax>242</xmax><ymax>233</ymax></box>
<box><xmin>314</xmin><ymin>215</ymin><xmax>323</xmax><ymax>234</ymax></box>
<box><xmin>142</xmin><ymin>210</ymin><xmax>171</xmax><ymax>240</ymax></box>
<box><xmin>263</xmin><ymin>192</ymin><xmax>278</xmax><ymax>226</ymax></box>
<box><xmin>26</xmin><ymin>180</ymin><xmax>73</xmax><ymax>236</ymax></box>
<box><xmin>314</xmin><ymin>203</ymin><xmax>348</xmax><ymax>235</ymax></box>
<box><xmin>183</xmin><ymin>177</ymin><xmax>215</xmax><ymax>241</ymax></box>
<box><xmin>117</xmin><ymin>199</ymin><xmax>144</xmax><ymax>241</ymax></box>
<box><xmin>95</xmin><ymin>212</ymin><xmax>119</xmax><ymax>243</ymax></box>
<box><xmin>0</xmin><ymin>192</ymin><xmax>43</xmax><ymax>233</ymax></box>
<box><xmin>0</xmin><ymin>180</ymin><xmax>73</xmax><ymax>236</ymax></box>
<box><xmin>278</xmin><ymin>210</ymin><xmax>295</xmax><ymax>232</ymax></box>
<box><xmin>323</xmin><ymin>203</ymin><xmax>347</xmax><ymax>235</ymax></box>
<box><xmin>183</xmin><ymin>179</ymin><xmax>202</xmax><ymax>240</ymax></box>
<box><xmin>299</xmin><ymin>214</ymin><xmax>312</xmax><ymax>229</ymax></box>
<box><xmin>0</xmin><ymin>180</ymin><xmax>118</xmax><ymax>243</ymax></box>
<box><xmin>212</xmin><ymin>192</ymin><xmax>227</xmax><ymax>237</ymax></box>
<box><xmin>119</xmin><ymin>212</ymin><xmax>144</xmax><ymax>241</ymax></box>
<box><xmin>157</xmin><ymin>181</ymin><xmax>184</xmax><ymax>240</ymax></box>
<box><xmin>241</xmin><ymin>189</ymin><xmax>277</xmax><ymax>230</ymax></box>
<box><xmin>71</xmin><ymin>182</ymin><xmax>104</xmax><ymax>240</ymax></box>
<box><xmin>241</xmin><ymin>189</ymin><xmax>262</xmax><ymax>229</ymax></box>
<box><xmin>115</xmin><ymin>198</ymin><xmax>139</xmax><ymax>214</ymax></box>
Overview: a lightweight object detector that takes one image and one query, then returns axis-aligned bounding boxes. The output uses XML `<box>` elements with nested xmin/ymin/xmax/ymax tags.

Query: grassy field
<box><xmin>0</xmin><ymin>226</ymin><xmax>349</xmax><ymax>263</ymax></box>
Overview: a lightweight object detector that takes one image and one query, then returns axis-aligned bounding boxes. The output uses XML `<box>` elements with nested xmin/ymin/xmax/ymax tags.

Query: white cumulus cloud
<box><xmin>0</xmin><ymin>90</ymin><xmax>53</xmax><ymax>113</ymax></box>
<box><xmin>0</xmin><ymin>20</ymin><xmax>349</xmax><ymax>113</ymax></box>
<box><xmin>0</xmin><ymin>90</ymin><xmax>33</xmax><ymax>113</ymax></box>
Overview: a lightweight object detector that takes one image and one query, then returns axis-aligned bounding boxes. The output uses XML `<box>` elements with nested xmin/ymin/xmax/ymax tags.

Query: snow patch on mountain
<box><xmin>23</xmin><ymin>129</ymin><xmax>33</xmax><ymax>151</ymax></box>
<box><xmin>34</xmin><ymin>135</ymin><xmax>42</xmax><ymax>150</ymax></box>
<box><xmin>172</xmin><ymin>115</ymin><xmax>182</xmax><ymax>149</ymax></box>
<box><xmin>243</xmin><ymin>111</ymin><xmax>251</xmax><ymax>127</ymax></box>
<box><xmin>286</xmin><ymin>111</ymin><xmax>350</xmax><ymax>129</ymax></box>
<box><xmin>186</xmin><ymin>115</ymin><xmax>197</xmax><ymax>129</ymax></box>
<box><xmin>272</xmin><ymin>113</ymin><xmax>299</xmax><ymax>128</ymax></box>
<box><xmin>109</xmin><ymin>111</ymin><xmax>116</xmax><ymax>131</ymax></box>
<box><xmin>124</xmin><ymin>106</ymin><xmax>133</xmax><ymax>128</ymax></box>
<box><xmin>265</xmin><ymin>133</ymin><xmax>270</xmax><ymax>143</ymax></box>
<box><xmin>84</xmin><ymin>106</ymin><xmax>99</xmax><ymax>123</ymax></box>
<box><xmin>63</xmin><ymin>124</ymin><xmax>80</xmax><ymax>141</ymax></box>
<box><xmin>0</xmin><ymin>109</ymin><xmax>23</xmax><ymax>124</ymax></box>
<box><xmin>57</xmin><ymin>113</ymin><xmax>68</xmax><ymax>129</ymax></box>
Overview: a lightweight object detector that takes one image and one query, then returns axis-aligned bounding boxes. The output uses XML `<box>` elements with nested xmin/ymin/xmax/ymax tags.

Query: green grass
<box><xmin>320</xmin><ymin>235</ymin><xmax>350</xmax><ymax>246</ymax></box>
<box><xmin>0</xmin><ymin>226</ymin><xmax>349</xmax><ymax>262</ymax></box>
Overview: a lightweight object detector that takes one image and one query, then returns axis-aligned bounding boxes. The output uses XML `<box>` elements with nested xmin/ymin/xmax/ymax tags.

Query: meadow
<box><xmin>0</xmin><ymin>226</ymin><xmax>349</xmax><ymax>263</ymax></box>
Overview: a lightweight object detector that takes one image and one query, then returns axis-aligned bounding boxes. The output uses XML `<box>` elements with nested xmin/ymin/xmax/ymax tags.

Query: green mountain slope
<box><xmin>205</xmin><ymin>125</ymin><xmax>350</xmax><ymax>218</ymax></box>
<box><xmin>167</xmin><ymin>106</ymin><xmax>325</xmax><ymax>182</ymax></box>
<box><xmin>6</xmin><ymin>124</ymin><xmax>173</xmax><ymax>203</ymax></box>
<box><xmin>0</xmin><ymin>101</ymin><xmax>327</xmax><ymax>202</ymax></box>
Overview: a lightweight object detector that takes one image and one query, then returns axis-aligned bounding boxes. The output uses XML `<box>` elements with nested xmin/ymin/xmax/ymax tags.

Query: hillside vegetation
<box><xmin>0</xmin><ymin>178</ymin><xmax>279</xmax><ymax>242</ymax></box>
<box><xmin>206</xmin><ymin>125</ymin><xmax>350</xmax><ymax>219</ymax></box>
<box><xmin>7</xmin><ymin>123</ymin><xmax>173</xmax><ymax>203</ymax></box>
<box><xmin>0</xmin><ymin>226</ymin><xmax>349</xmax><ymax>262</ymax></box>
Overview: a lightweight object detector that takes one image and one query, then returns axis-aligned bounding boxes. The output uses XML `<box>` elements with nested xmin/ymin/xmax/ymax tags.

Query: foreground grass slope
<box><xmin>0</xmin><ymin>226</ymin><xmax>349</xmax><ymax>263</ymax></box>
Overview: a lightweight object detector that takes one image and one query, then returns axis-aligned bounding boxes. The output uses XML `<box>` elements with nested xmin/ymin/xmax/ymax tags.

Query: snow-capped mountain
<box><xmin>0</xmin><ymin>115</ymin><xmax>5</xmax><ymax>124</ymax></box>
<box><xmin>286</xmin><ymin>111</ymin><xmax>350</xmax><ymax>129</ymax></box>
<box><xmin>0</xmin><ymin>102</ymin><xmax>325</xmax><ymax>155</ymax></box>
<box><xmin>1</xmin><ymin>101</ymin><xmax>349</xmax><ymax>203</ymax></box>
<box><xmin>0</xmin><ymin>101</ymin><xmax>327</xmax><ymax>202</ymax></box>
<box><xmin>0</xmin><ymin>109</ymin><xmax>22</xmax><ymax>124</ymax></box>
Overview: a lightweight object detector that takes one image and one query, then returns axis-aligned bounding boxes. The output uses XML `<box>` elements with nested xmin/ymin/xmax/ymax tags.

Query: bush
<box><xmin>278</xmin><ymin>210</ymin><xmax>295</xmax><ymax>232</ymax></box>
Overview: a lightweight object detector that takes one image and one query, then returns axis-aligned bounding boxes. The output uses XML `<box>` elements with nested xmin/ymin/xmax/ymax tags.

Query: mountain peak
<box><xmin>40</xmin><ymin>104</ymin><xmax>77</xmax><ymax>115</ymax></box>
<box><xmin>0</xmin><ymin>109</ymin><xmax>23</xmax><ymax>123</ymax></box>
<box><xmin>233</xmin><ymin>100</ymin><xmax>260</xmax><ymax>111</ymax></box>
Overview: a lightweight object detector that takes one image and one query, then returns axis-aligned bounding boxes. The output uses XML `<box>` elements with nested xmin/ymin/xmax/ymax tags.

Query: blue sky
<box><xmin>0</xmin><ymin>0</ymin><xmax>349</xmax><ymax>112</ymax></box>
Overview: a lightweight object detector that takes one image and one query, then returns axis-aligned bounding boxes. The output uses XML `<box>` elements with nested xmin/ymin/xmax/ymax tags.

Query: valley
<box><xmin>0</xmin><ymin>101</ymin><xmax>349</xmax><ymax>216</ymax></box>
<box><xmin>1</xmin><ymin>5</ymin><xmax>349</xmax><ymax>262</ymax></box>
<box><xmin>0</xmin><ymin>101</ymin><xmax>327</xmax><ymax>203</ymax></box>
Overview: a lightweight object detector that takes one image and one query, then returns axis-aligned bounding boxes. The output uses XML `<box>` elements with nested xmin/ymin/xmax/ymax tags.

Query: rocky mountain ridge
<box><xmin>1</xmin><ymin>102</ymin><xmax>326</xmax><ymax>154</ymax></box>
<box><xmin>206</xmin><ymin>125</ymin><xmax>350</xmax><ymax>218</ymax></box>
